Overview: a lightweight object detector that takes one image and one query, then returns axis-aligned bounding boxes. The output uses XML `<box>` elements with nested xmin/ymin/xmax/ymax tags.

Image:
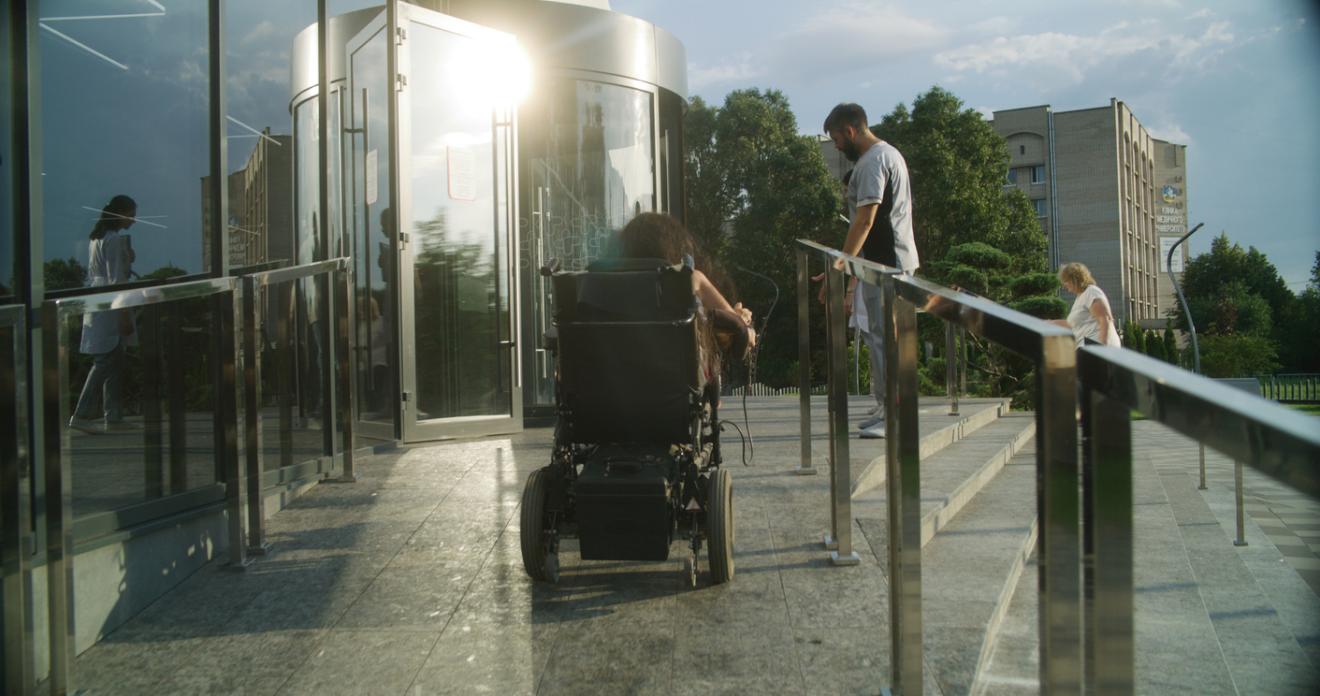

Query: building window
<box><xmin>1005</xmin><ymin>168</ymin><xmax>1017</xmax><ymax>185</ymax></box>
<box><xmin>1031</xmin><ymin>165</ymin><xmax>1045</xmax><ymax>184</ymax></box>
<box><xmin>1033</xmin><ymin>199</ymin><xmax>1047</xmax><ymax>217</ymax></box>
<box><xmin>1019</xmin><ymin>145</ymin><xmax>1025</xmax><ymax>155</ymax></box>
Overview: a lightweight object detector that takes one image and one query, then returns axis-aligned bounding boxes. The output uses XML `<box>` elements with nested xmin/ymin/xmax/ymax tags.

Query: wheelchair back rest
<box><xmin>552</xmin><ymin>261</ymin><xmax>702</xmax><ymax>446</ymax></box>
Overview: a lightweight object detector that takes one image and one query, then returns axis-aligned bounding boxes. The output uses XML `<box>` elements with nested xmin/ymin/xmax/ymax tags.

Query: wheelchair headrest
<box><xmin>553</xmin><ymin>260</ymin><xmax>696</xmax><ymax>323</ymax></box>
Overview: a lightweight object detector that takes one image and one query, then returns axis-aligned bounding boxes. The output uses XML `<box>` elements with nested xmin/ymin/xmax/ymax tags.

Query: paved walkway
<box><xmin>65</xmin><ymin>398</ymin><xmax>1318</xmax><ymax>695</ymax></box>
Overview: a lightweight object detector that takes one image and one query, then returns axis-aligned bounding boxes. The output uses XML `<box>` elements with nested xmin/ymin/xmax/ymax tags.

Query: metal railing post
<box><xmin>797</xmin><ymin>248</ymin><xmax>815</xmax><ymax>475</ymax></box>
<box><xmin>823</xmin><ymin>264</ymin><xmax>840</xmax><ymax>551</ymax></box>
<box><xmin>41</xmin><ymin>302</ymin><xmax>73</xmax><ymax>695</ymax></box>
<box><xmin>884</xmin><ymin>273</ymin><xmax>922</xmax><ymax>694</ymax></box>
<box><xmin>1</xmin><ymin>309</ymin><xmax>35</xmax><ymax>696</ymax></box>
<box><xmin>1083</xmin><ymin>385</ymin><xmax>1134</xmax><ymax>695</ymax></box>
<box><xmin>826</xmin><ymin>264</ymin><xmax>860</xmax><ymax>566</ymax></box>
<box><xmin>220</xmin><ymin>289</ymin><xmax>249</xmax><ymax>570</ymax></box>
<box><xmin>1037</xmin><ymin>334</ymin><xmax>1081</xmax><ymax>694</ymax></box>
<box><xmin>1233</xmin><ymin>460</ymin><xmax>1247</xmax><ymax>546</ymax></box>
<box><xmin>241</xmin><ymin>277</ymin><xmax>270</xmax><ymax>555</ymax></box>
<box><xmin>945</xmin><ymin>323</ymin><xmax>959</xmax><ymax>416</ymax></box>
<box><xmin>332</xmin><ymin>266</ymin><xmax>358</xmax><ymax>481</ymax></box>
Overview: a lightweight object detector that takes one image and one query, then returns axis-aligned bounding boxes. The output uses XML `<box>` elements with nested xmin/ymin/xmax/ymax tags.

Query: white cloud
<box><xmin>688</xmin><ymin>54</ymin><xmax>762</xmax><ymax>90</ymax></box>
<box><xmin>933</xmin><ymin>18</ymin><xmax>1237</xmax><ymax>85</ymax></box>
<box><xmin>763</xmin><ymin>3</ymin><xmax>948</xmax><ymax>80</ymax></box>
<box><xmin>1147</xmin><ymin>121</ymin><xmax>1191</xmax><ymax>144</ymax></box>
<box><xmin>969</xmin><ymin>16</ymin><xmax>1020</xmax><ymax>36</ymax></box>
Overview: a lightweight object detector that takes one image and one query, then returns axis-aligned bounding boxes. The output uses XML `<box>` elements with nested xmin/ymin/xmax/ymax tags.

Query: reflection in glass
<box><xmin>406</xmin><ymin>22</ymin><xmax>512</xmax><ymax>420</ymax></box>
<box><xmin>65</xmin><ymin>298</ymin><xmax>218</xmax><ymax>518</ymax></box>
<box><xmin>39</xmin><ymin>1</ymin><xmax>208</xmax><ymax>287</ymax></box>
<box><xmin>524</xmin><ymin>80</ymin><xmax>655</xmax><ymax>406</ymax></box>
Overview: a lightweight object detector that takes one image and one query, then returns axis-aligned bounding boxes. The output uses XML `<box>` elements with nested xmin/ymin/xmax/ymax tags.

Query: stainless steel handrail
<box><xmin>41</xmin><ymin>276</ymin><xmax>241</xmax><ymax>694</ymax></box>
<box><xmin>797</xmin><ymin>239</ymin><xmax>1081</xmax><ymax>695</ymax></box>
<box><xmin>237</xmin><ymin>257</ymin><xmax>354</xmax><ymax>557</ymax></box>
<box><xmin>1</xmin><ymin>305</ymin><xmax>35</xmax><ymax>695</ymax></box>
<box><xmin>1078</xmin><ymin>345</ymin><xmax>1320</xmax><ymax>695</ymax></box>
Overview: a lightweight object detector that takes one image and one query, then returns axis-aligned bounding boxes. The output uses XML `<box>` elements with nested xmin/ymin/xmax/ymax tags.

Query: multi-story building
<box><xmin>991</xmin><ymin>99</ymin><xmax>1189</xmax><ymax>326</ymax></box>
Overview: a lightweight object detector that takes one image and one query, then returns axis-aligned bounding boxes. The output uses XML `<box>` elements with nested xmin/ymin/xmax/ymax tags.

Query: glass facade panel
<box><xmin>523</xmin><ymin>79</ymin><xmax>656</xmax><ymax>407</ymax></box>
<box><xmin>38</xmin><ymin>1</ymin><xmax>209</xmax><ymax>289</ymax></box>
<box><xmin>65</xmin><ymin>298</ymin><xmax>219</xmax><ymax>518</ymax></box>
<box><xmin>406</xmin><ymin>21</ymin><xmax>511</xmax><ymax>420</ymax></box>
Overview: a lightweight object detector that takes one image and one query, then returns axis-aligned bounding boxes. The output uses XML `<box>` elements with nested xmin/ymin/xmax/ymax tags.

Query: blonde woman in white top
<box><xmin>1052</xmin><ymin>262</ymin><xmax>1121</xmax><ymax>348</ymax></box>
<box><xmin>69</xmin><ymin>195</ymin><xmax>138</xmax><ymax>433</ymax></box>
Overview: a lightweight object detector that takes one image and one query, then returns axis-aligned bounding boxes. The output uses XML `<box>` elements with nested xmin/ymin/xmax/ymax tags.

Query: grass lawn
<box><xmin>1286</xmin><ymin>403</ymin><xmax>1320</xmax><ymax>417</ymax></box>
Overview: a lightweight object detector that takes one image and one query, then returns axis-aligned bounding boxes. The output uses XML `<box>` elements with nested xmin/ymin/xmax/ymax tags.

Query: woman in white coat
<box><xmin>69</xmin><ymin>195</ymin><xmax>138</xmax><ymax>433</ymax></box>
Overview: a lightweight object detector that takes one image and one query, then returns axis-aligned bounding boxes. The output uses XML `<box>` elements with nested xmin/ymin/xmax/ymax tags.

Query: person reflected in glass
<box><xmin>70</xmin><ymin>195</ymin><xmax>139</xmax><ymax>434</ymax></box>
<box><xmin>1052</xmin><ymin>262</ymin><xmax>1121</xmax><ymax>347</ymax></box>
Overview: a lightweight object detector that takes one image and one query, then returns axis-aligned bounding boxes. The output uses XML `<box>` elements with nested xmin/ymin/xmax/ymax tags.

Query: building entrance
<box><xmin>340</xmin><ymin>4</ymin><xmax>521</xmax><ymax>442</ymax></box>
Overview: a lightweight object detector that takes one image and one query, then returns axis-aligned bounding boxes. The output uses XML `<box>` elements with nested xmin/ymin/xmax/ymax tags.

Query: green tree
<box><xmin>872</xmin><ymin>87</ymin><xmax>1047</xmax><ymax>278</ymax></box>
<box><xmin>869</xmin><ymin>87</ymin><xmax>1052</xmax><ymax>405</ymax></box>
<box><xmin>1162</xmin><ymin>325</ymin><xmax>1179</xmax><ymax>367</ymax></box>
<box><xmin>1280</xmin><ymin>252</ymin><xmax>1320</xmax><ymax>372</ymax></box>
<box><xmin>44</xmin><ymin>257</ymin><xmax>87</xmax><ymax>291</ymax></box>
<box><xmin>683</xmin><ymin>88</ymin><xmax>843</xmax><ymax>387</ymax></box>
<box><xmin>142</xmin><ymin>264</ymin><xmax>188</xmax><ymax>282</ymax></box>
<box><xmin>1174</xmin><ymin>233</ymin><xmax>1303</xmax><ymax>375</ymax></box>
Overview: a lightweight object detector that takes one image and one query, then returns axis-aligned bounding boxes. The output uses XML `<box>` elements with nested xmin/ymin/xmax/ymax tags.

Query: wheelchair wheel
<box><xmin>707</xmin><ymin>468</ymin><xmax>735</xmax><ymax>584</ymax></box>
<box><xmin>520</xmin><ymin>467</ymin><xmax>555</xmax><ymax>582</ymax></box>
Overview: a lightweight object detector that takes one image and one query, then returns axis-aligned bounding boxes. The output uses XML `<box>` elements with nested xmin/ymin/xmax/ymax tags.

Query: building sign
<box><xmin>1160</xmin><ymin>236</ymin><xmax>1185</xmax><ymax>273</ymax></box>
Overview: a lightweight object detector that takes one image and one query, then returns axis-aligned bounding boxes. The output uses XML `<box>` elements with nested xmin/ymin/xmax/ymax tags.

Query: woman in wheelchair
<box><xmin>519</xmin><ymin>213</ymin><xmax>744</xmax><ymax>587</ymax></box>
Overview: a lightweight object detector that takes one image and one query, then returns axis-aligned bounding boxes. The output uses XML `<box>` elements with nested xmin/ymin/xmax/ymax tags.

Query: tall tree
<box><xmin>1173</xmin><ymin>233</ymin><xmax>1295</xmax><ymax>376</ymax></box>
<box><xmin>872</xmin><ymin>87</ymin><xmax>1047</xmax><ymax>278</ymax></box>
<box><xmin>684</xmin><ymin>88</ymin><xmax>843</xmax><ymax>388</ymax></box>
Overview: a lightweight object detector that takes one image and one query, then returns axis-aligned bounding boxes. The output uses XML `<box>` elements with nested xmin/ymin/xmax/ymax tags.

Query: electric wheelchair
<box><xmin>519</xmin><ymin>258</ymin><xmax>735</xmax><ymax>587</ymax></box>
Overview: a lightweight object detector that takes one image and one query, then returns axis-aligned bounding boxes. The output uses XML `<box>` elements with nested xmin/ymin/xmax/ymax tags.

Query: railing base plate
<box><xmin>830</xmin><ymin>551</ymin><xmax>861</xmax><ymax>566</ymax></box>
<box><xmin>793</xmin><ymin>466</ymin><xmax>818</xmax><ymax>476</ymax></box>
<box><xmin>823</xmin><ymin>533</ymin><xmax>839</xmax><ymax>551</ymax></box>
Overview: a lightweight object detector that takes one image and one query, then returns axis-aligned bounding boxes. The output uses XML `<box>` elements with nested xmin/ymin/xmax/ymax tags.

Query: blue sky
<box><xmin>614</xmin><ymin>0</ymin><xmax>1320</xmax><ymax>292</ymax></box>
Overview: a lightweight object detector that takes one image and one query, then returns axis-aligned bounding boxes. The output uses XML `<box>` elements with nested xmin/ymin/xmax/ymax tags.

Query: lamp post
<box><xmin>1168</xmin><ymin>223</ymin><xmax>1212</xmax><ymax>493</ymax></box>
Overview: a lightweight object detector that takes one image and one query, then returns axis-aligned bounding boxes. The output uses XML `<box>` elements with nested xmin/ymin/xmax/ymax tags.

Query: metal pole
<box><xmin>242</xmin><ymin>278</ymin><xmax>270</xmax><ymax>555</ymax></box>
<box><xmin>884</xmin><ymin>274</ymin><xmax>921</xmax><ymax>694</ymax></box>
<box><xmin>1</xmin><ymin>310</ymin><xmax>34</xmax><ymax>696</ymax></box>
<box><xmin>1084</xmin><ymin>385</ymin><xmax>1134</xmax><ymax>695</ymax></box>
<box><xmin>945</xmin><ymin>323</ymin><xmax>959</xmax><ymax>416</ymax></box>
<box><xmin>827</xmin><ymin>265</ymin><xmax>860</xmax><ymax>566</ymax></box>
<box><xmin>1168</xmin><ymin>223</ymin><xmax>1209</xmax><ymax>492</ymax></box>
<box><xmin>220</xmin><ymin>288</ymin><xmax>249</xmax><ymax>571</ymax></box>
<box><xmin>333</xmin><ymin>266</ymin><xmax>358</xmax><ymax>481</ymax></box>
<box><xmin>1036</xmin><ymin>335</ymin><xmax>1082</xmax><ymax>694</ymax></box>
<box><xmin>42</xmin><ymin>303</ymin><xmax>74</xmax><ymax>695</ymax></box>
<box><xmin>823</xmin><ymin>265</ymin><xmax>840</xmax><ymax>551</ymax></box>
<box><xmin>796</xmin><ymin>249</ymin><xmax>815</xmax><ymax>475</ymax></box>
<box><xmin>1234</xmin><ymin>460</ymin><xmax>1247</xmax><ymax>547</ymax></box>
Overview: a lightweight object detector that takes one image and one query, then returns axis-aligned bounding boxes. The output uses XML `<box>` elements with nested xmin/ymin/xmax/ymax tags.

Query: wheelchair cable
<box><xmin>729</xmin><ymin>264</ymin><xmax>780</xmax><ymax>466</ymax></box>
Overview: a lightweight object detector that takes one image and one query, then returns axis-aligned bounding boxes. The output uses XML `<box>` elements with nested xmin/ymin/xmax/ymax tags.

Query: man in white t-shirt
<box><xmin>822</xmin><ymin>103</ymin><xmax>920</xmax><ymax>436</ymax></box>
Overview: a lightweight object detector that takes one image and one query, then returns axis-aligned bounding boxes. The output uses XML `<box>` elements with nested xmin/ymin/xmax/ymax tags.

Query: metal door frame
<box><xmin>345</xmin><ymin>10</ymin><xmax>396</xmax><ymax>442</ymax></box>
<box><xmin>394</xmin><ymin>2</ymin><xmax>522</xmax><ymax>442</ymax></box>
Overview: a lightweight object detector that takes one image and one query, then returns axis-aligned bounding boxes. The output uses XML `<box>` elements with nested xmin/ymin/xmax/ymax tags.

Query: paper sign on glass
<box><xmin>448</xmin><ymin>146</ymin><xmax>476</xmax><ymax>201</ymax></box>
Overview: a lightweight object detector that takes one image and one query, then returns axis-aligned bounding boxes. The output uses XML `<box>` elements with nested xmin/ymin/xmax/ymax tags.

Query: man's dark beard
<box><xmin>842</xmin><ymin>140</ymin><xmax>861</xmax><ymax>162</ymax></box>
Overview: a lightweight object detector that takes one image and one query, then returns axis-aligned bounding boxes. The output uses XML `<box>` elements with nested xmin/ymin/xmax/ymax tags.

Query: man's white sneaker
<box><xmin>857</xmin><ymin>414</ymin><xmax>885</xmax><ymax>430</ymax></box>
<box><xmin>69</xmin><ymin>417</ymin><xmax>101</xmax><ymax>434</ymax></box>
<box><xmin>860</xmin><ymin>423</ymin><xmax>886</xmax><ymax>439</ymax></box>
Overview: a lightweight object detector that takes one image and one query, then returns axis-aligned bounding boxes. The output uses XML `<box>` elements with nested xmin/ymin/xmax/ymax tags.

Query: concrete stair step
<box><xmin>980</xmin><ymin>439</ymin><xmax>1320</xmax><ymax>695</ymax></box>
<box><xmin>850</xmin><ymin>398</ymin><xmax>1011</xmax><ymax>498</ymax></box>
<box><xmin>912</xmin><ymin>443</ymin><xmax>1038</xmax><ymax>696</ymax></box>
<box><xmin>853</xmin><ymin>413</ymin><xmax>1035</xmax><ymax>548</ymax></box>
